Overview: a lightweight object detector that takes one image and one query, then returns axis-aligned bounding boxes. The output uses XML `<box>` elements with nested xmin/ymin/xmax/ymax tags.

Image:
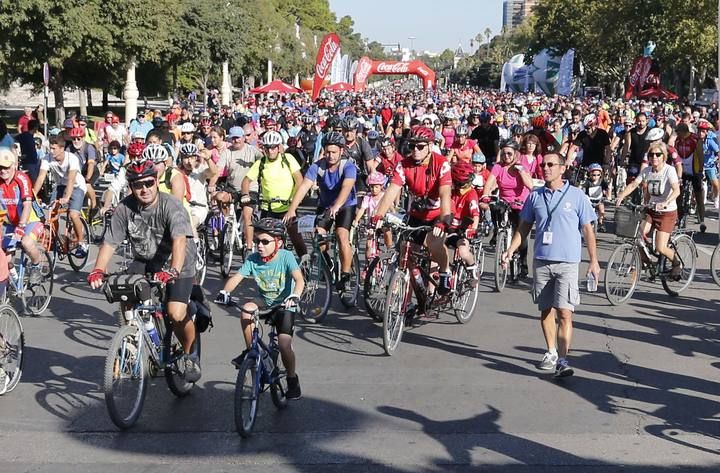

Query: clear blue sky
<box><xmin>329</xmin><ymin>0</ymin><xmax>503</xmax><ymax>54</ymax></box>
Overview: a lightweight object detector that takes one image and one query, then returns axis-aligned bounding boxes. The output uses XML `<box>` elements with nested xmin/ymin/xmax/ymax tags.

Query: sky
<box><xmin>329</xmin><ymin>0</ymin><xmax>504</xmax><ymax>54</ymax></box>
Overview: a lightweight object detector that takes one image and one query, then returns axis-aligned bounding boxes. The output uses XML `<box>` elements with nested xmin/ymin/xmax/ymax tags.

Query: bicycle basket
<box><xmin>614</xmin><ymin>207</ymin><xmax>640</xmax><ymax>239</ymax></box>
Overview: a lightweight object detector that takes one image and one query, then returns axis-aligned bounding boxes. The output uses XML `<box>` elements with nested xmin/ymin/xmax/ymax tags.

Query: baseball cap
<box><xmin>0</xmin><ymin>149</ymin><xmax>17</xmax><ymax>167</ymax></box>
<box><xmin>228</xmin><ymin>126</ymin><xmax>245</xmax><ymax>139</ymax></box>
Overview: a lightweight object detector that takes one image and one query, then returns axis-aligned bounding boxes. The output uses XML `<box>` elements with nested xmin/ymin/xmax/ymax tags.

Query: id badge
<box><xmin>542</xmin><ymin>231</ymin><xmax>553</xmax><ymax>245</ymax></box>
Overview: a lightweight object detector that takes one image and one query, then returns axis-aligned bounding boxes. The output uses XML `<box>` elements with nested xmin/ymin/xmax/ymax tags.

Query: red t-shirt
<box><xmin>376</xmin><ymin>151</ymin><xmax>403</xmax><ymax>176</ymax></box>
<box><xmin>451</xmin><ymin>187</ymin><xmax>480</xmax><ymax>229</ymax></box>
<box><xmin>451</xmin><ymin>138</ymin><xmax>477</xmax><ymax>163</ymax></box>
<box><xmin>0</xmin><ymin>171</ymin><xmax>35</xmax><ymax>226</ymax></box>
<box><xmin>674</xmin><ymin>135</ymin><xmax>698</xmax><ymax>159</ymax></box>
<box><xmin>391</xmin><ymin>152</ymin><xmax>452</xmax><ymax>221</ymax></box>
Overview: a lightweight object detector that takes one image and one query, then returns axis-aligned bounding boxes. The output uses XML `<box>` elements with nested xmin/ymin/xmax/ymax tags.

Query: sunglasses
<box><xmin>79</xmin><ymin>123</ymin><xmax>87</xmax><ymax>127</ymax></box>
<box><xmin>422</xmin><ymin>121</ymin><xmax>432</xmax><ymax>125</ymax></box>
<box><xmin>540</xmin><ymin>162</ymin><xmax>562</xmax><ymax>168</ymax></box>
<box><xmin>264</xmin><ymin>145</ymin><xmax>279</xmax><ymax>150</ymax></box>
<box><xmin>130</xmin><ymin>179</ymin><xmax>156</xmax><ymax>190</ymax></box>
<box><xmin>0</xmin><ymin>165</ymin><xmax>12</xmax><ymax>171</ymax></box>
<box><xmin>590</xmin><ymin>172</ymin><xmax>602</xmax><ymax>176</ymax></box>
<box><xmin>72</xmin><ymin>137</ymin><xmax>84</xmax><ymax>141</ymax></box>
<box><xmin>408</xmin><ymin>143</ymin><xmax>428</xmax><ymax>151</ymax></box>
<box><xmin>254</xmin><ymin>238</ymin><xmax>275</xmax><ymax>246</ymax></box>
<box><xmin>648</xmin><ymin>152</ymin><xmax>663</xmax><ymax>157</ymax></box>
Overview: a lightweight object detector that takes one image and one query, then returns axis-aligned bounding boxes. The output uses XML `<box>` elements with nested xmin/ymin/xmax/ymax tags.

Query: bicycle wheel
<box><xmin>711</xmin><ymin>243</ymin><xmax>720</xmax><ymax>288</ymax></box>
<box><xmin>299</xmin><ymin>252</ymin><xmax>332</xmax><ymax>323</ymax></box>
<box><xmin>88</xmin><ymin>208</ymin><xmax>106</xmax><ymax>243</ymax></box>
<box><xmin>339</xmin><ymin>253</ymin><xmax>361</xmax><ymax>308</ymax></box>
<box><xmin>220</xmin><ymin>220</ymin><xmax>235</xmax><ymax>278</ymax></box>
<box><xmin>363</xmin><ymin>256</ymin><xmax>390</xmax><ymax>322</ymax></box>
<box><xmin>383</xmin><ymin>270</ymin><xmax>409</xmax><ymax>356</ymax></box>
<box><xmin>21</xmin><ymin>248</ymin><xmax>54</xmax><ymax>316</ymax></box>
<box><xmin>604</xmin><ymin>243</ymin><xmax>640</xmax><ymax>305</ymax></box>
<box><xmin>67</xmin><ymin>216</ymin><xmax>91</xmax><ymax>272</ymax></box>
<box><xmin>660</xmin><ymin>234</ymin><xmax>697</xmax><ymax>297</ymax></box>
<box><xmin>452</xmin><ymin>264</ymin><xmax>480</xmax><ymax>324</ymax></box>
<box><xmin>103</xmin><ymin>324</ymin><xmax>148</xmax><ymax>429</ymax></box>
<box><xmin>234</xmin><ymin>356</ymin><xmax>260</xmax><ymax>437</ymax></box>
<box><xmin>269</xmin><ymin>347</ymin><xmax>288</xmax><ymax>410</ymax></box>
<box><xmin>164</xmin><ymin>329</ymin><xmax>200</xmax><ymax>398</ymax></box>
<box><xmin>0</xmin><ymin>304</ymin><xmax>24</xmax><ymax>395</ymax></box>
<box><xmin>195</xmin><ymin>233</ymin><xmax>208</xmax><ymax>287</ymax></box>
<box><xmin>494</xmin><ymin>230</ymin><xmax>509</xmax><ymax>292</ymax></box>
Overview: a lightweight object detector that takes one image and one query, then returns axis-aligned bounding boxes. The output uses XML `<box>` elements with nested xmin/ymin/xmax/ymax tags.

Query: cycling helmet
<box><xmin>68</xmin><ymin>127</ymin><xmax>85</xmax><ymax>138</ymax></box>
<box><xmin>252</xmin><ymin>217</ymin><xmax>286</xmax><ymax>238</ymax></box>
<box><xmin>127</xmin><ymin>142</ymin><xmax>146</xmax><ymax>158</ymax></box>
<box><xmin>407</xmin><ymin>125</ymin><xmax>435</xmax><ymax>143</ymax></box>
<box><xmin>326</xmin><ymin>116</ymin><xmax>342</xmax><ymax>130</ymax></box>
<box><xmin>532</xmin><ymin>115</ymin><xmax>546</xmax><ymax>128</ymax></box>
<box><xmin>301</xmin><ymin>115</ymin><xmax>314</xmax><ymax>124</ymax></box>
<box><xmin>645</xmin><ymin>128</ymin><xmax>665</xmax><ymax>142</ymax></box>
<box><xmin>126</xmin><ymin>159</ymin><xmax>157</xmax><ymax>182</ymax></box>
<box><xmin>180</xmin><ymin>122</ymin><xmax>196</xmax><ymax>133</ymax></box>
<box><xmin>451</xmin><ymin>162</ymin><xmax>475</xmax><ymax>185</ymax></box>
<box><xmin>142</xmin><ymin>143</ymin><xmax>169</xmax><ymax>164</ymax></box>
<box><xmin>583</xmin><ymin>113</ymin><xmax>597</xmax><ymax>127</ymax></box>
<box><xmin>456</xmin><ymin>125</ymin><xmax>469</xmax><ymax>136</ymax></box>
<box><xmin>179</xmin><ymin>143</ymin><xmax>199</xmax><ymax>157</ymax></box>
<box><xmin>500</xmin><ymin>139</ymin><xmax>520</xmax><ymax>151</ymax></box>
<box><xmin>380</xmin><ymin>137</ymin><xmax>394</xmax><ymax>148</ymax></box>
<box><xmin>367</xmin><ymin>172</ymin><xmax>386</xmax><ymax>186</ymax></box>
<box><xmin>479</xmin><ymin>111</ymin><xmax>492</xmax><ymax>122</ymax></box>
<box><xmin>470</xmin><ymin>108</ymin><xmax>482</xmax><ymax>117</ymax></box>
<box><xmin>265</xmin><ymin>118</ymin><xmax>277</xmax><ymax>127</ymax></box>
<box><xmin>322</xmin><ymin>131</ymin><xmax>346</xmax><ymax>148</ymax></box>
<box><xmin>262</xmin><ymin>131</ymin><xmax>283</xmax><ymax>147</ymax></box>
<box><xmin>199</xmin><ymin>118</ymin><xmax>212</xmax><ymax>127</ymax></box>
<box><xmin>587</xmin><ymin>163</ymin><xmax>603</xmax><ymax>173</ymax></box>
<box><xmin>471</xmin><ymin>152</ymin><xmax>486</xmax><ymax>164</ymax></box>
<box><xmin>510</xmin><ymin>124</ymin><xmax>524</xmax><ymax>136</ymax></box>
<box><xmin>341</xmin><ymin>116</ymin><xmax>359</xmax><ymax>131</ymax></box>
<box><xmin>367</xmin><ymin>130</ymin><xmax>379</xmax><ymax>140</ymax></box>
<box><xmin>697</xmin><ymin>119</ymin><xmax>713</xmax><ymax>130</ymax></box>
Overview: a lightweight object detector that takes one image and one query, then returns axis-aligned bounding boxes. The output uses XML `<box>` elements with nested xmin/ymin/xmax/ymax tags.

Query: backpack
<box><xmin>164</xmin><ymin>167</ymin><xmax>193</xmax><ymax>204</ymax></box>
<box><xmin>316</xmin><ymin>158</ymin><xmax>349</xmax><ymax>182</ymax></box>
<box><xmin>257</xmin><ymin>153</ymin><xmax>292</xmax><ymax>191</ymax></box>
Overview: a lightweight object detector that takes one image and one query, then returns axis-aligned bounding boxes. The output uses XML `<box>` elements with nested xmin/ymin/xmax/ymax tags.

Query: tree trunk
<box><xmin>172</xmin><ymin>63</ymin><xmax>178</xmax><ymax>93</ymax></box>
<box><xmin>102</xmin><ymin>87</ymin><xmax>109</xmax><ymax>109</ymax></box>
<box><xmin>86</xmin><ymin>88</ymin><xmax>93</xmax><ymax>108</ymax></box>
<box><xmin>53</xmin><ymin>69</ymin><xmax>65</xmax><ymax>125</ymax></box>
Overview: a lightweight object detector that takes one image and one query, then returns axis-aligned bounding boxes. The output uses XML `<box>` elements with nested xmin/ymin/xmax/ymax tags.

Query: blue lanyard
<box><xmin>542</xmin><ymin>183</ymin><xmax>571</xmax><ymax>226</ymax></box>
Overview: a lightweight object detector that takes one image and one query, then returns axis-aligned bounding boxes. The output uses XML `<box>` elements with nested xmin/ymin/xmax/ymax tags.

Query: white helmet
<box><xmin>583</xmin><ymin>113</ymin><xmax>597</xmax><ymax>127</ymax></box>
<box><xmin>142</xmin><ymin>143</ymin><xmax>169</xmax><ymax>164</ymax></box>
<box><xmin>179</xmin><ymin>122</ymin><xmax>196</xmax><ymax>133</ymax></box>
<box><xmin>262</xmin><ymin>131</ymin><xmax>283</xmax><ymax>147</ymax></box>
<box><xmin>645</xmin><ymin>128</ymin><xmax>665</xmax><ymax>142</ymax></box>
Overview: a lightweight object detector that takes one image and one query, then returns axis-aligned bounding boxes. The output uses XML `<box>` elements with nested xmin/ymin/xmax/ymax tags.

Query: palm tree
<box><xmin>484</xmin><ymin>27</ymin><xmax>492</xmax><ymax>58</ymax></box>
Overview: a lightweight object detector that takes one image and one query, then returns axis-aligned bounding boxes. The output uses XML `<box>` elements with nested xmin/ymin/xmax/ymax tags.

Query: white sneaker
<box><xmin>538</xmin><ymin>351</ymin><xmax>558</xmax><ymax>370</ymax></box>
<box><xmin>714</xmin><ymin>197</ymin><xmax>719</xmax><ymax>210</ymax></box>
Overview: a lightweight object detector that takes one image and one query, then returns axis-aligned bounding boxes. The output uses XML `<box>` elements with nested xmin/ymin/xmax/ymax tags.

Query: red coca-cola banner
<box><xmin>354</xmin><ymin>59</ymin><xmax>436</xmax><ymax>92</ymax></box>
<box><xmin>624</xmin><ymin>56</ymin><xmax>652</xmax><ymax>100</ymax></box>
<box><xmin>313</xmin><ymin>33</ymin><xmax>341</xmax><ymax>101</ymax></box>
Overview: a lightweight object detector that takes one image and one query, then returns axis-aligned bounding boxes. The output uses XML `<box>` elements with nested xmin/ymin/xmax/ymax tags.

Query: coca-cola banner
<box><xmin>624</xmin><ymin>56</ymin><xmax>652</xmax><ymax>100</ymax></box>
<box><xmin>313</xmin><ymin>33</ymin><xmax>341</xmax><ymax>100</ymax></box>
<box><xmin>354</xmin><ymin>58</ymin><xmax>436</xmax><ymax>92</ymax></box>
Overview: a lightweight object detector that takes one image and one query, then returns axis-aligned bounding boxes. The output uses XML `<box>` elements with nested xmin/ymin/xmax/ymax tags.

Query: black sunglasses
<box><xmin>540</xmin><ymin>162</ymin><xmax>562</xmax><ymax>168</ymax></box>
<box><xmin>648</xmin><ymin>152</ymin><xmax>663</xmax><ymax>157</ymax></box>
<box><xmin>408</xmin><ymin>143</ymin><xmax>428</xmax><ymax>151</ymax></box>
<box><xmin>130</xmin><ymin>179</ymin><xmax>156</xmax><ymax>190</ymax></box>
<box><xmin>264</xmin><ymin>145</ymin><xmax>279</xmax><ymax>150</ymax></box>
<box><xmin>0</xmin><ymin>165</ymin><xmax>12</xmax><ymax>171</ymax></box>
<box><xmin>254</xmin><ymin>238</ymin><xmax>275</xmax><ymax>246</ymax></box>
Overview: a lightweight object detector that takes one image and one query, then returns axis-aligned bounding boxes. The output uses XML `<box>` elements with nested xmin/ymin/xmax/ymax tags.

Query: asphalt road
<box><xmin>1</xmin><ymin>207</ymin><xmax>719</xmax><ymax>472</ymax></box>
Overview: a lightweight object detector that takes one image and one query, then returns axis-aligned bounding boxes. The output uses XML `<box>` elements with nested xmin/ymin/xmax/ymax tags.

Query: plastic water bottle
<box><xmin>9</xmin><ymin>266</ymin><xmax>19</xmax><ymax>287</ymax></box>
<box><xmin>144</xmin><ymin>319</ymin><xmax>161</xmax><ymax>347</ymax></box>
<box><xmin>586</xmin><ymin>273</ymin><xmax>598</xmax><ymax>292</ymax></box>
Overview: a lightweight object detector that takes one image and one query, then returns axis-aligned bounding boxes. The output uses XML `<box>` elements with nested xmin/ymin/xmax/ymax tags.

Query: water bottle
<box><xmin>123</xmin><ymin>309</ymin><xmax>134</xmax><ymax>323</ymax></box>
<box><xmin>261</xmin><ymin>350</ymin><xmax>273</xmax><ymax>374</ymax></box>
<box><xmin>144</xmin><ymin>319</ymin><xmax>161</xmax><ymax>347</ymax></box>
<box><xmin>586</xmin><ymin>273</ymin><xmax>597</xmax><ymax>292</ymax></box>
<box><xmin>9</xmin><ymin>266</ymin><xmax>19</xmax><ymax>287</ymax></box>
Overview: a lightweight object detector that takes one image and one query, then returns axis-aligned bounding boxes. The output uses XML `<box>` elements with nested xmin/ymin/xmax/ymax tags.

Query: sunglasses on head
<box><xmin>408</xmin><ymin>143</ymin><xmax>428</xmax><ymax>151</ymax></box>
<box><xmin>254</xmin><ymin>237</ymin><xmax>275</xmax><ymax>246</ymax></box>
<box><xmin>130</xmin><ymin>179</ymin><xmax>155</xmax><ymax>190</ymax></box>
<box><xmin>540</xmin><ymin>162</ymin><xmax>562</xmax><ymax>168</ymax></box>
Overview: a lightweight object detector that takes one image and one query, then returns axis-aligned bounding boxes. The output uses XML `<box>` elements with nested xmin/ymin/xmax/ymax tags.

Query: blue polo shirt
<box><xmin>520</xmin><ymin>180</ymin><xmax>595</xmax><ymax>263</ymax></box>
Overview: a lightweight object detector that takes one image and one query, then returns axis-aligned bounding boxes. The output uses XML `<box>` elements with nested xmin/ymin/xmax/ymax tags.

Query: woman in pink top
<box><xmin>519</xmin><ymin>134</ymin><xmax>544</xmax><ymax>180</ymax></box>
<box><xmin>441</xmin><ymin>119</ymin><xmax>455</xmax><ymax>151</ymax></box>
<box><xmin>208</xmin><ymin>127</ymin><xmax>228</xmax><ymax>180</ymax></box>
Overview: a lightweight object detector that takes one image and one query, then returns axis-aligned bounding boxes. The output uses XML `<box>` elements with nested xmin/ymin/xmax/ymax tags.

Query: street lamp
<box><xmin>408</xmin><ymin>36</ymin><xmax>416</xmax><ymax>56</ymax></box>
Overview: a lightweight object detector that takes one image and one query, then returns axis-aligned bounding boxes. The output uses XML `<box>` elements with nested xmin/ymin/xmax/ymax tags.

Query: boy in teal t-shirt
<box><xmin>215</xmin><ymin>218</ymin><xmax>304</xmax><ymax>400</ymax></box>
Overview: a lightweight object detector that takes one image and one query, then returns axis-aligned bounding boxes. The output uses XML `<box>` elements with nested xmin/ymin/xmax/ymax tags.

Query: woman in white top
<box><xmin>616</xmin><ymin>142</ymin><xmax>681</xmax><ymax>275</ymax></box>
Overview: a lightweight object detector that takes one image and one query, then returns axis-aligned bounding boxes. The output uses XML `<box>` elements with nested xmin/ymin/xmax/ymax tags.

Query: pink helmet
<box><xmin>367</xmin><ymin>172</ymin><xmax>385</xmax><ymax>186</ymax></box>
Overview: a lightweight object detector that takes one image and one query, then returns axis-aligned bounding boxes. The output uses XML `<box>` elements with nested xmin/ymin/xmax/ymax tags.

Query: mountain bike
<box><xmin>489</xmin><ymin>196</ymin><xmax>522</xmax><ymax>292</ymax></box>
<box><xmin>362</xmin><ymin>224</ymin><xmax>396</xmax><ymax>322</ymax></box>
<box><xmin>710</xmin><ymin>242</ymin><xmax>720</xmax><ymax>288</ymax></box>
<box><xmin>102</xmin><ymin>274</ymin><xmax>202</xmax><ymax>429</ymax></box>
<box><xmin>1</xmin><ymin>241</ymin><xmax>54</xmax><ymax>316</ymax></box>
<box><xmin>233</xmin><ymin>303</ymin><xmax>289</xmax><ymax>437</ymax></box>
<box><xmin>43</xmin><ymin>202</ymin><xmax>91</xmax><ymax>272</ymax></box>
<box><xmin>604</xmin><ymin>204</ymin><xmax>697</xmax><ymax>305</ymax></box>
<box><xmin>0</xmin><ymin>302</ymin><xmax>24</xmax><ymax>396</ymax></box>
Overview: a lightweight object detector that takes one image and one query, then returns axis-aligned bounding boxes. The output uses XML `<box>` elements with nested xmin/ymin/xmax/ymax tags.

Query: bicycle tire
<box><xmin>103</xmin><ymin>324</ymin><xmax>148</xmax><ymax>429</ymax></box>
<box><xmin>67</xmin><ymin>216</ymin><xmax>91</xmax><ymax>272</ymax></box>
<box><xmin>234</xmin><ymin>356</ymin><xmax>260</xmax><ymax>437</ymax></box>
<box><xmin>362</xmin><ymin>256</ymin><xmax>389</xmax><ymax>322</ymax></box>
<box><xmin>339</xmin><ymin>253</ymin><xmax>361</xmax><ymax>308</ymax></box>
<box><xmin>220</xmin><ymin>220</ymin><xmax>235</xmax><ymax>278</ymax></box>
<box><xmin>21</xmin><ymin>248</ymin><xmax>54</xmax><ymax>316</ymax></box>
<box><xmin>453</xmin><ymin>265</ymin><xmax>480</xmax><ymax>324</ymax></box>
<box><xmin>383</xmin><ymin>270</ymin><xmax>408</xmax><ymax>356</ymax></box>
<box><xmin>299</xmin><ymin>252</ymin><xmax>332</xmax><ymax>323</ymax></box>
<box><xmin>195</xmin><ymin>233</ymin><xmax>208</xmax><ymax>287</ymax></box>
<box><xmin>604</xmin><ymin>243</ymin><xmax>640</xmax><ymax>305</ymax></box>
<box><xmin>269</xmin><ymin>347</ymin><xmax>288</xmax><ymax>410</ymax></box>
<box><xmin>164</xmin><ymin>330</ymin><xmax>200</xmax><ymax>398</ymax></box>
<box><xmin>88</xmin><ymin>209</ymin><xmax>106</xmax><ymax>243</ymax></box>
<box><xmin>0</xmin><ymin>304</ymin><xmax>24</xmax><ymax>395</ymax></box>
<box><xmin>660</xmin><ymin>234</ymin><xmax>697</xmax><ymax>297</ymax></box>
<box><xmin>711</xmin><ymin>242</ymin><xmax>720</xmax><ymax>288</ymax></box>
<box><xmin>494</xmin><ymin>230</ymin><xmax>509</xmax><ymax>292</ymax></box>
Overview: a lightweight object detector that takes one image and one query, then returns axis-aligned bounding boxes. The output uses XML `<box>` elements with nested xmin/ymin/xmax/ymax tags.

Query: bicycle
<box><xmin>677</xmin><ymin>178</ymin><xmax>693</xmax><ymax>229</ymax></box>
<box><xmin>82</xmin><ymin>205</ymin><xmax>105</xmax><ymax>244</ymax></box>
<box><xmin>233</xmin><ymin>303</ymin><xmax>289</xmax><ymax>437</ymax></box>
<box><xmin>102</xmin><ymin>274</ymin><xmax>202</xmax><ymax>429</ymax></box>
<box><xmin>362</xmin><ymin>223</ymin><xmax>396</xmax><ymax>322</ymax></box>
<box><xmin>0</xmin><ymin>302</ymin><xmax>24</xmax><ymax>395</ymax></box>
<box><xmin>219</xmin><ymin>200</ymin><xmax>253</xmax><ymax>278</ymax></box>
<box><xmin>1</xmin><ymin>241</ymin><xmax>54</xmax><ymax>316</ymax></box>
<box><xmin>710</xmin><ymin>242</ymin><xmax>720</xmax><ymax>288</ymax></box>
<box><xmin>604</xmin><ymin>204</ymin><xmax>697</xmax><ymax>305</ymax></box>
<box><xmin>489</xmin><ymin>196</ymin><xmax>523</xmax><ymax>292</ymax></box>
<box><xmin>43</xmin><ymin>201</ymin><xmax>91</xmax><ymax>272</ymax></box>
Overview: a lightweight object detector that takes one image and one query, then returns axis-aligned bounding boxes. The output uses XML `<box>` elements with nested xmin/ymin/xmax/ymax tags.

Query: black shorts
<box><xmin>683</xmin><ymin>174</ymin><xmax>703</xmax><ymax>192</ymax></box>
<box><xmin>127</xmin><ymin>261</ymin><xmax>193</xmax><ymax>304</ymax></box>
<box><xmin>445</xmin><ymin>232</ymin><xmax>467</xmax><ymax>249</ymax></box>
<box><xmin>268</xmin><ymin>308</ymin><xmax>295</xmax><ymax>336</ymax></box>
<box><xmin>315</xmin><ymin>205</ymin><xmax>356</xmax><ymax>231</ymax></box>
<box><xmin>260</xmin><ymin>209</ymin><xmax>285</xmax><ymax>219</ymax></box>
<box><xmin>406</xmin><ymin>216</ymin><xmax>431</xmax><ymax>245</ymax></box>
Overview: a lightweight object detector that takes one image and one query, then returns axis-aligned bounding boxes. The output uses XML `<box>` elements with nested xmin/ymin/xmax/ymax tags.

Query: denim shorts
<box><xmin>705</xmin><ymin>165</ymin><xmax>718</xmax><ymax>181</ymax></box>
<box><xmin>56</xmin><ymin>186</ymin><xmax>86</xmax><ymax>213</ymax></box>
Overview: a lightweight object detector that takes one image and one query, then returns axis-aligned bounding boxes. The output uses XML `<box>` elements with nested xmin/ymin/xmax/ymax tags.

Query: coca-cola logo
<box><xmin>316</xmin><ymin>40</ymin><xmax>339</xmax><ymax>78</ymax></box>
<box><xmin>629</xmin><ymin>58</ymin><xmax>651</xmax><ymax>88</ymax></box>
<box><xmin>356</xmin><ymin>60</ymin><xmax>372</xmax><ymax>84</ymax></box>
<box><xmin>377</xmin><ymin>62</ymin><xmax>410</xmax><ymax>74</ymax></box>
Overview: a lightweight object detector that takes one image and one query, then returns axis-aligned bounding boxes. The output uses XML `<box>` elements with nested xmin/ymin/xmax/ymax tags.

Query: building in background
<box><xmin>502</xmin><ymin>0</ymin><xmax>538</xmax><ymax>32</ymax></box>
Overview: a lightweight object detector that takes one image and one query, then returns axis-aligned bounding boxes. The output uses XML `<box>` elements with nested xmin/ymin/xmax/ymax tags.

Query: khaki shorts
<box><xmin>532</xmin><ymin>260</ymin><xmax>580</xmax><ymax>312</ymax></box>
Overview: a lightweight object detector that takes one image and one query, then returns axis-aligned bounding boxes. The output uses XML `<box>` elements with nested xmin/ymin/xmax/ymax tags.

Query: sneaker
<box><xmin>74</xmin><ymin>244</ymin><xmax>88</xmax><ymax>259</ymax></box>
<box><xmin>715</xmin><ymin>197</ymin><xmax>720</xmax><ymax>210</ymax></box>
<box><xmin>28</xmin><ymin>264</ymin><xmax>43</xmax><ymax>285</ymax></box>
<box><xmin>182</xmin><ymin>354</ymin><xmax>202</xmax><ymax>383</ymax></box>
<box><xmin>286</xmin><ymin>374</ymin><xmax>302</xmax><ymax>400</ymax></box>
<box><xmin>554</xmin><ymin>358</ymin><xmax>574</xmax><ymax>378</ymax></box>
<box><xmin>519</xmin><ymin>264</ymin><xmax>529</xmax><ymax>279</ymax></box>
<box><xmin>231</xmin><ymin>349</ymin><xmax>249</xmax><ymax>369</ymax></box>
<box><xmin>537</xmin><ymin>351</ymin><xmax>558</xmax><ymax>370</ymax></box>
<box><xmin>437</xmin><ymin>272</ymin><xmax>452</xmax><ymax>296</ymax></box>
<box><xmin>214</xmin><ymin>290</ymin><xmax>231</xmax><ymax>305</ymax></box>
<box><xmin>670</xmin><ymin>260</ymin><xmax>683</xmax><ymax>280</ymax></box>
<box><xmin>336</xmin><ymin>272</ymin><xmax>351</xmax><ymax>292</ymax></box>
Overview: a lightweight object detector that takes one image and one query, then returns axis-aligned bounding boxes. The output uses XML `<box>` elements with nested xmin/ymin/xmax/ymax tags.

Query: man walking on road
<box><xmin>502</xmin><ymin>152</ymin><xmax>600</xmax><ymax>378</ymax></box>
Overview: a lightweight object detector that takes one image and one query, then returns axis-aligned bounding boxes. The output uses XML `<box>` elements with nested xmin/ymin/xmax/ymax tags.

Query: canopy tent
<box><xmin>324</xmin><ymin>82</ymin><xmax>354</xmax><ymax>91</ymax></box>
<box><xmin>249</xmin><ymin>79</ymin><xmax>302</xmax><ymax>94</ymax></box>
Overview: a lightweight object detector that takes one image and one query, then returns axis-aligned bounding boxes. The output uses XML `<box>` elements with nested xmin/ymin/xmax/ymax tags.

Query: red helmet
<box><xmin>68</xmin><ymin>127</ymin><xmax>85</xmax><ymax>138</ymax></box>
<box><xmin>698</xmin><ymin>119</ymin><xmax>712</xmax><ymax>130</ymax></box>
<box><xmin>531</xmin><ymin>115</ymin><xmax>546</xmax><ymax>129</ymax></box>
<box><xmin>199</xmin><ymin>118</ymin><xmax>212</xmax><ymax>127</ymax></box>
<box><xmin>451</xmin><ymin>162</ymin><xmax>474</xmax><ymax>185</ymax></box>
<box><xmin>126</xmin><ymin>158</ymin><xmax>157</xmax><ymax>182</ymax></box>
<box><xmin>407</xmin><ymin>125</ymin><xmax>435</xmax><ymax>143</ymax></box>
<box><xmin>127</xmin><ymin>142</ymin><xmax>146</xmax><ymax>158</ymax></box>
<box><xmin>265</xmin><ymin>118</ymin><xmax>277</xmax><ymax>127</ymax></box>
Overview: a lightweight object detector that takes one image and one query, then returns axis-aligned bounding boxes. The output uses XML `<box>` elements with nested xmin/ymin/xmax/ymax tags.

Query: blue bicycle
<box><xmin>1</xmin><ymin>240</ymin><xmax>53</xmax><ymax>316</ymax></box>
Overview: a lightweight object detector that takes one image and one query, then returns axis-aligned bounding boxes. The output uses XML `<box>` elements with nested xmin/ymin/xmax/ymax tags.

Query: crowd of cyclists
<box><xmin>0</xmin><ymin>82</ymin><xmax>719</xmax><ymax>397</ymax></box>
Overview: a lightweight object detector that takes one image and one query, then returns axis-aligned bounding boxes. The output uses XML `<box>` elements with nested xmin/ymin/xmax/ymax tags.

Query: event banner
<box><xmin>312</xmin><ymin>33</ymin><xmax>341</xmax><ymax>100</ymax></box>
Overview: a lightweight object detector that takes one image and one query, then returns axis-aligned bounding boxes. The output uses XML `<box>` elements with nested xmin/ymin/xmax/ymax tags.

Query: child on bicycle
<box><xmin>447</xmin><ymin>162</ymin><xmax>480</xmax><ymax>281</ymax></box>
<box><xmin>214</xmin><ymin>218</ymin><xmax>304</xmax><ymax>400</ymax></box>
<box><xmin>352</xmin><ymin>172</ymin><xmax>393</xmax><ymax>264</ymax></box>
<box><xmin>583</xmin><ymin>163</ymin><xmax>609</xmax><ymax>232</ymax></box>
